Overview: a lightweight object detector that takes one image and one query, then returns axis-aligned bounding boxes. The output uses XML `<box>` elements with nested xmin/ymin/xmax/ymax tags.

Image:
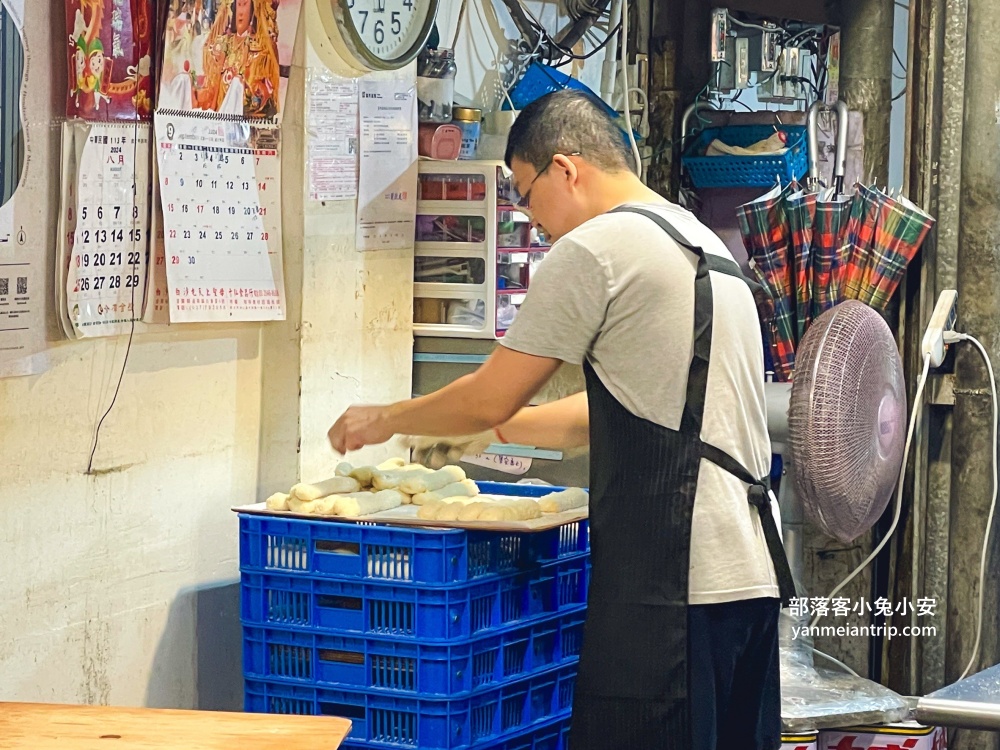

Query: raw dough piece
<box><xmin>412</xmin><ymin>479</ymin><xmax>479</xmax><ymax>506</ymax></box>
<box><xmin>457</xmin><ymin>502</ymin><xmax>488</xmax><ymax>521</ymax></box>
<box><xmin>435</xmin><ymin>499</ymin><xmax>475</xmax><ymax>521</ymax></box>
<box><xmin>417</xmin><ymin>501</ymin><xmax>444</xmax><ymax>520</ymax></box>
<box><xmin>348</xmin><ymin>466</ymin><xmax>377</xmax><ymax>487</ymax></box>
<box><xmin>291</xmin><ymin>476</ymin><xmax>362</xmax><ymax>501</ymax></box>
<box><xmin>333</xmin><ymin>489</ymin><xmax>406</xmax><ymax>518</ymax></box>
<box><xmin>538</xmin><ymin>487</ymin><xmax>589</xmax><ymax>513</ymax></box>
<box><xmin>399</xmin><ymin>465</ymin><xmax>467</xmax><ymax>495</ymax></box>
<box><xmin>265</xmin><ymin>492</ymin><xmax>290</xmax><ymax>511</ymax></box>
<box><xmin>372</xmin><ymin>466</ymin><xmax>434</xmax><ymax>491</ymax></box>
<box><xmin>479</xmin><ymin>505</ymin><xmax>516</xmax><ymax>522</ymax></box>
<box><xmin>287</xmin><ymin>496</ymin><xmax>323</xmax><ymax>514</ymax></box>
<box><xmin>335</xmin><ymin>462</ymin><xmax>354</xmax><ymax>477</ymax></box>
<box><xmin>377</xmin><ymin>457</ymin><xmax>407</xmax><ymax>470</ymax></box>
<box><xmin>510</xmin><ymin>498</ymin><xmax>541</xmax><ymax>520</ymax></box>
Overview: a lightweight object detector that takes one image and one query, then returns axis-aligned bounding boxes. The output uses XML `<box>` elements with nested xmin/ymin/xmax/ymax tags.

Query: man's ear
<box><xmin>552</xmin><ymin>153</ymin><xmax>580</xmax><ymax>186</ymax></box>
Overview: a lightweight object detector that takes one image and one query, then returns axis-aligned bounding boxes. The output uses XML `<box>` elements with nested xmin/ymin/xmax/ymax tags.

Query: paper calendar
<box><xmin>57</xmin><ymin>120</ymin><xmax>151</xmax><ymax>338</ymax></box>
<box><xmin>154</xmin><ymin>111</ymin><xmax>285</xmax><ymax>322</ymax></box>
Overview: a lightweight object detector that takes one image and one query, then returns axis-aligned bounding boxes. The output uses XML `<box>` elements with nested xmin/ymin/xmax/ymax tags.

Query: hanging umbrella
<box><xmin>852</xmin><ymin>191</ymin><xmax>935</xmax><ymax>311</ymax></box>
<box><xmin>738</xmin><ymin>180</ymin><xmax>798</xmax><ymax>382</ymax></box>
<box><xmin>810</xmin><ymin>186</ymin><xmax>853</xmax><ymax>318</ymax></box>
<box><xmin>785</xmin><ymin>187</ymin><xmax>817</xmax><ymax>342</ymax></box>
<box><xmin>840</xmin><ymin>183</ymin><xmax>883</xmax><ymax>303</ymax></box>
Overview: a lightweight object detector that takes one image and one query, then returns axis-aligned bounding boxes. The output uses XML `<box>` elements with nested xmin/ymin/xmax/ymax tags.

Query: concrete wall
<box><xmin>0</xmin><ymin>0</ymin><xmax>413</xmax><ymax>709</ymax></box>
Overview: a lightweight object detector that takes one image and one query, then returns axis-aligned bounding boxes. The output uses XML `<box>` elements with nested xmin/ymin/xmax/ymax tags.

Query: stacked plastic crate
<box><xmin>240</xmin><ymin>482</ymin><xmax>591</xmax><ymax>749</ymax></box>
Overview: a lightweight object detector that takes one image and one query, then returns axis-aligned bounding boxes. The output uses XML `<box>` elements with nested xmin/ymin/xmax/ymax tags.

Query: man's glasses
<box><xmin>512</xmin><ymin>152</ymin><xmax>581</xmax><ymax>211</ymax></box>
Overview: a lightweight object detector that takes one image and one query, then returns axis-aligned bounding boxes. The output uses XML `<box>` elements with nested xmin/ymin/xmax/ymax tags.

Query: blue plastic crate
<box><xmin>244</xmin><ymin>664</ymin><xmax>577</xmax><ymax>748</ymax></box>
<box><xmin>239</xmin><ymin>482</ymin><xmax>589</xmax><ymax>586</ymax></box>
<box><xmin>242</xmin><ymin>556</ymin><xmax>590</xmax><ymax>641</ymax></box>
<box><xmin>681</xmin><ymin>124</ymin><xmax>809</xmax><ymax>188</ymax></box>
<box><xmin>339</xmin><ymin>711</ymin><xmax>572</xmax><ymax>750</ymax></box>
<box><xmin>242</xmin><ymin>608</ymin><xmax>585</xmax><ymax>695</ymax></box>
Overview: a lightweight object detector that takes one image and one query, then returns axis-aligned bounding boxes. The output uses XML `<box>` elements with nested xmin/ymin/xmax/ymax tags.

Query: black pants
<box><xmin>689</xmin><ymin>597</ymin><xmax>782</xmax><ymax>750</ymax></box>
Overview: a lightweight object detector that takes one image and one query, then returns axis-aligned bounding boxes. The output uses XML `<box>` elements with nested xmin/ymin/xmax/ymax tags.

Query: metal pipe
<box><xmin>917</xmin><ymin>698</ymin><xmax>1000</xmax><ymax>732</ymax></box>
<box><xmin>806</xmin><ymin>101</ymin><xmax>822</xmax><ymax>192</ymax></box>
<box><xmin>840</xmin><ymin>0</ymin><xmax>894</xmax><ymax>185</ymax></box>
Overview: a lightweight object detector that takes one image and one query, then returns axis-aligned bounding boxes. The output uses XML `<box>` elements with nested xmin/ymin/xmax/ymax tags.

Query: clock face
<box><xmin>336</xmin><ymin>0</ymin><xmax>438</xmax><ymax>69</ymax></box>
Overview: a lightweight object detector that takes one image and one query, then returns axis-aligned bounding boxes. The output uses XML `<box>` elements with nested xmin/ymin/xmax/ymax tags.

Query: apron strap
<box><xmin>608</xmin><ymin>205</ymin><xmax>796</xmax><ymax>608</ymax></box>
<box><xmin>700</xmin><ymin>441</ymin><xmax>797</xmax><ymax>607</ymax></box>
<box><xmin>608</xmin><ymin>206</ymin><xmax>713</xmax><ymax>435</ymax></box>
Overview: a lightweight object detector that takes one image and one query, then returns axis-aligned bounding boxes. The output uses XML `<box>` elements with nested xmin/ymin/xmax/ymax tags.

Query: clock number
<box><xmin>374</xmin><ymin>19</ymin><xmax>384</xmax><ymax>44</ymax></box>
<box><xmin>391</xmin><ymin>11</ymin><xmax>401</xmax><ymax>34</ymax></box>
<box><xmin>358</xmin><ymin>9</ymin><xmax>368</xmax><ymax>32</ymax></box>
<box><xmin>403</xmin><ymin>0</ymin><xmax>413</xmax><ymax>8</ymax></box>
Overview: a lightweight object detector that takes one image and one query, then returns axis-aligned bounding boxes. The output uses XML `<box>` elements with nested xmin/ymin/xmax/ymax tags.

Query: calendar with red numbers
<box><xmin>61</xmin><ymin>121</ymin><xmax>151</xmax><ymax>338</ymax></box>
<box><xmin>154</xmin><ymin>111</ymin><xmax>285</xmax><ymax>323</ymax></box>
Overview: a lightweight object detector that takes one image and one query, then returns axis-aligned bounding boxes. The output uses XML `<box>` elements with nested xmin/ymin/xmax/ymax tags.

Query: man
<box><xmin>328</xmin><ymin>90</ymin><xmax>793</xmax><ymax>750</ymax></box>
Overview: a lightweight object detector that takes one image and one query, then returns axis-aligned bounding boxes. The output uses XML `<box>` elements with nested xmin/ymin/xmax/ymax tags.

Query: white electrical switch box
<box><xmin>711</xmin><ymin>9</ymin><xmax>729</xmax><ymax>62</ymax></box>
<box><xmin>735</xmin><ymin>37</ymin><xmax>750</xmax><ymax>88</ymax></box>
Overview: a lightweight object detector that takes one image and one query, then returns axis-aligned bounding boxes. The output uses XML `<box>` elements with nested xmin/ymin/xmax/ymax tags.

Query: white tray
<box><xmin>232</xmin><ymin>495</ymin><xmax>588</xmax><ymax>532</ymax></box>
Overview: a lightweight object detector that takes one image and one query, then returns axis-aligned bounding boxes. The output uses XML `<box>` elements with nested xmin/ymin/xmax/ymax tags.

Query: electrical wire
<box><xmin>893</xmin><ymin>48</ymin><xmax>907</xmax><ymax>73</ymax></box>
<box><xmin>808</xmin><ymin>354</ymin><xmax>933</xmax><ymax>630</ymax></box>
<box><xmin>947</xmin><ymin>332</ymin><xmax>999</xmax><ymax>680</ymax></box>
<box><xmin>618</xmin><ymin>0</ymin><xmax>641</xmax><ymax>178</ymax></box>
<box><xmin>727</xmin><ymin>16</ymin><xmax>774</xmax><ymax>32</ymax></box>
<box><xmin>86</xmin><ymin>100</ymin><xmax>143</xmax><ymax>475</ymax></box>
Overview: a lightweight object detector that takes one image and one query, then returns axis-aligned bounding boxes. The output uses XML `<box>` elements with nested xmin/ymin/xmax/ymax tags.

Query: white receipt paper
<box><xmin>356</xmin><ymin>77</ymin><xmax>417</xmax><ymax>252</ymax></box>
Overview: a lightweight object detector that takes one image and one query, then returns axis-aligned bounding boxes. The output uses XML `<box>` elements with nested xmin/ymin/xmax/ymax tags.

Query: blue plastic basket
<box><xmin>338</xmin><ymin>711</ymin><xmax>572</xmax><ymax>750</ymax></box>
<box><xmin>242</xmin><ymin>607</ymin><xmax>585</xmax><ymax>695</ymax></box>
<box><xmin>681</xmin><ymin>124</ymin><xmax>809</xmax><ymax>188</ymax></box>
<box><xmin>239</xmin><ymin>483</ymin><xmax>589</xmax><ymax>586</ymax></box>
<box><xmin>241</xmin><ymin>556</ymin><xmax>590</xmax><ymax>641</ymax></box>
<box><xmin>244</xmin><ymin>665</ymin><xmax>577</xmax><ymax>749</ymax></box>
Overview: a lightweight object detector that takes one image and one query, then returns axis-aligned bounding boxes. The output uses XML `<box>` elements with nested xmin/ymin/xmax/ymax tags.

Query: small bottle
<box><xmin>417</xmin><ymin>48</ymin><xmax>457</xmax><ymax>123</ymax></box>
<box><xmin>452</xmin><ymin>106</ymin><xmax>482</xmax><ymax>159</ymax></box>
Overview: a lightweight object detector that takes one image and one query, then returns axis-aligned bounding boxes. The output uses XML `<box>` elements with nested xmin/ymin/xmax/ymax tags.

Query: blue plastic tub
<box><xmin>681</xmin><ymin>124</ymin><xmax>809</xmax><ymax>188</ymax></box>
<box><xmin>241</xmin><ymin>556</ymin><xmax>590</xmax><ymax>641</ymax></box>
<box><xmin>244</xmin><ymin>664</ymin><xmax>577</xmax><ymax>748</ymax></box>
<box><xmin>337</xmin><ymin>711</ymin><xmax>572</xmax><ymax>750</ymax></box>
<box><xmin>239</xmin><ymin>482</ymin><xmax>589</xmax><ymax>586</ymax></box>
<box><xmin>242</xmin><ymin>607</ymin><xmax>585</xmax><ymax>695</ymax></box>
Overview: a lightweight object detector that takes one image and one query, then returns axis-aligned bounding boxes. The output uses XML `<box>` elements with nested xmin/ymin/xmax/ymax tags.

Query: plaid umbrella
<box><xmin>840</xmin><ymin>183</ymin><xmax>883</xmax><ymax>302</ymax></box>
<box><xmin>810</xmin><ymin>187</ymin><xmax>853</xmax><ymax>318</ymax></box>
<box><xmin>785</xmin><ymin>188</ymin><xmax>817</xmax><ymax>342</ymax></box>
<box><xmin>738</xmin><ymin>181</ymin><xmax>798</xmax><ymax>382</ymax></box>
<box><xmin>852</xmin><ymin>190</ymin><xmax>935</xmax><ymax>311</ymax></box>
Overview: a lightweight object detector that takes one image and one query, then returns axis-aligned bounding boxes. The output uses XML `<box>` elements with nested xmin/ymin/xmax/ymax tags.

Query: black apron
<box><xmin>569</xmin><ymin>207</ymin><xmax>795</xmax><ymax>749</ymax></box>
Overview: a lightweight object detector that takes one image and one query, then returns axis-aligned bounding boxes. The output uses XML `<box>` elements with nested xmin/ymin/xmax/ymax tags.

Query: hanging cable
<box><xmin>618</xmin><ymin>0</ymin><xmax>641</xmax><ymax>179</ymax></box>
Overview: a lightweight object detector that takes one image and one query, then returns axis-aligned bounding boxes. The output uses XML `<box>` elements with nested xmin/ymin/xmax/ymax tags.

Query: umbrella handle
<box><xmin>680</xmin><ymin>101</ymin><xmax>717</xmax><ymax>153</ymax></box>
<box><xmin>806</xmin><ymin>100</ymin><xmax>851</xmax><ymax>194</ymax></box>
<box><xmin>833</xmin><ymin>100</ymin><xmax>849</xmax><ymax>195</ymax></box>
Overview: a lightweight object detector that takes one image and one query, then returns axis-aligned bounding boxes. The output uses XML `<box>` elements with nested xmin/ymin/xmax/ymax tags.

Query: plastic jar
<box><xmin>452</xmin><ymin>106</ymin><xmax>482</xmax><ymax>160</ymax></box>
<box><xmin>417</xmin><ymin>48</ymin><xmax>457</xmax><ymax>123</ymax></box>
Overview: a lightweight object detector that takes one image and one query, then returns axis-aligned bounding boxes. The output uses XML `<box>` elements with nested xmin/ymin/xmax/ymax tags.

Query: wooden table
<box><xmin>0</xmin><ymin>703</ymin><xmax>352</xmax><ymax>749</ymax></box>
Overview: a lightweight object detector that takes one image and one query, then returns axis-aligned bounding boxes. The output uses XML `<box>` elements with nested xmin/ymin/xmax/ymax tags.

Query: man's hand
<box><xmin>405</xmin><ymin>431</ymin><xmax>496</xmax><ymax>468</ymax></box>
<box><xmin>328</xmin><ymin>405</ymin><xmax>395</xmax><ymax>454</ymax></box>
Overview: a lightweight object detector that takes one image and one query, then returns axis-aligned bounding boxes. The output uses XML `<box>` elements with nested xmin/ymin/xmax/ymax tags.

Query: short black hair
<box><xmin>504</xmin><ymin>89</ymin><xmax>631</xmax><ymax>172</ymax></box>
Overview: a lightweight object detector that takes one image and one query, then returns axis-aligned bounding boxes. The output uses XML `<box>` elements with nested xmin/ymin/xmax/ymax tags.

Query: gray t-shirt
<box><xmin>500</xmin><ymin>201</ymin><xmax>780</xmax><ymax>604</ymax></box>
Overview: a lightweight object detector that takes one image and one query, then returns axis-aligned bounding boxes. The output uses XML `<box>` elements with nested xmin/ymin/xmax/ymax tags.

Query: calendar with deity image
<box><xmin>58</xmin><ymin>120</ymin><xmax>152</xmax><ymax>338</ymax></box>
<box><xmin>154</xmin><ymin>110</ymin><xmax>285</xmax><ymax>322</ymax></box>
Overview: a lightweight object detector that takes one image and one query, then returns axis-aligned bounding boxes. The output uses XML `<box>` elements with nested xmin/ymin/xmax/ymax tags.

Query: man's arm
<box><xmin>328</xmin><ymin>347</ymin><xmax>562</xmax><ymax>453</ymax></box>
<box><xmin>496</xmin><ymin>391</ymin><xmax>590</xmax><ymax>449</ymax></box>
